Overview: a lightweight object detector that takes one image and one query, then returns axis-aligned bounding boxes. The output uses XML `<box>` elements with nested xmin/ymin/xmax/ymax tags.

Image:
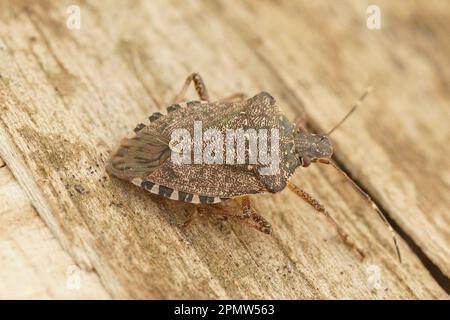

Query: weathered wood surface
<box><xmin>0</xmin><ymin>164</ymin><xmax>109</xmax><ymax>299</ymax></box>
<box><xmin>0</xmin><ymin>0</ymin><xmax>448</xmax><ymax>299</ymax></box>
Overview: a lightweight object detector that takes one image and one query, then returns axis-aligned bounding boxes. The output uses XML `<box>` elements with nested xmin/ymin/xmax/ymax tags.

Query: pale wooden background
<box><xmin>0</xmin><ymin>0</ymin><xmax>449</xmax><ymax>299</ymax></box>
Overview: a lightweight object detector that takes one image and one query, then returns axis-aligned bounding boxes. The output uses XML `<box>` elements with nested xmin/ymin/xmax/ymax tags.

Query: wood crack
<box><xmin>331</xmin><ymin>154</ymin><xmax>450</xmax><ymax>294</ymax></box>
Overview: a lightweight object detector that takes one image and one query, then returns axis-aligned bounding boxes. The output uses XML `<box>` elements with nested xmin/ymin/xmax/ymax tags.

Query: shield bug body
<box><xmin>107</xmin><ymin>73</ymin><xmax>401</xmax><ymax>262</ymax></box>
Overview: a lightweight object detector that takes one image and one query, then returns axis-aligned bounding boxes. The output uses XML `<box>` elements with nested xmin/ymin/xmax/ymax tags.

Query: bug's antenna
<box><xmin>327</xmin><ymin>86</ymin><xmax>373</xmax><ymax>136</ymax></box>
<box><xmin>314</xmin><ymin>158</ymin><xmax>402</xmax><ymax>263</ymax></box>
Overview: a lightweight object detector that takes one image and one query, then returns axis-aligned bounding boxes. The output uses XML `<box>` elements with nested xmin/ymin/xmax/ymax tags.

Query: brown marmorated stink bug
<box><xmin>107</xmin><ymin>73</ymin><xmax>401</xmax><ymax>262</ymax></box>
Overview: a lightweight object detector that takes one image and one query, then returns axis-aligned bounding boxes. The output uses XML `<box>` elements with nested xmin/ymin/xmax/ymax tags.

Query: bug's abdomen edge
<box><xmin>131</xmin><ymin>177</ymin><xmax>222</xmax><ymax>204</ymax></box>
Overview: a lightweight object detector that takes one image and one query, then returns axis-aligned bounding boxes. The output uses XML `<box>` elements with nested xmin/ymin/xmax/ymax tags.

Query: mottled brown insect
<box><xmin>107</xmin><ymin>73</ymin><xmax>401</xmax><ymax>262</ymax></box>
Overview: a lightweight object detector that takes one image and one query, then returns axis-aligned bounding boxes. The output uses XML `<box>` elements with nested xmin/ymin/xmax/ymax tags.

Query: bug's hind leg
<box><xmin>195</xmin><ymin>198</ymin><xmax>272</xmax><ymax>235</ymax></box>
<box><xmin>173</xmin><ymin>73</ymin><xmax>209</xmax><ymax>103</ymax></box>
<box><xmin>287</xmin><ymin>182</ymin><xmax>365</xmax><ymax>260</ymax></box>
<box><xmin>180</xmin><ymin>206</ymin><xmax>198</xmax><ymax>229</ymax></box>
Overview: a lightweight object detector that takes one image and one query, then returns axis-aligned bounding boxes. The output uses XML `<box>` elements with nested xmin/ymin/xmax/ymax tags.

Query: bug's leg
<box><xmin>219</xmin><ymin>93</ymin><xmax>248</xmax><ymax>103</ymax></box>
<box><xmin>198</xmin><ymin>201</ymin><xmax>272</xmax><ymax>235</ymax></box>
<box><xmin>235</xmin><ymin>196</ymin><xmax>273</xmax><ymax>234</ymax></box>
<box><xmin>173</xmin><ymin>73</ymin><xmax>209</xmax><ymax>103</ymax></box>
<box><xmin>287</xmin><ymin>182</ymin><xmax>365</xmax><ymax>260</ymax></box>
<box><xmin>314</xmin><ymin>158</ymin><xmax>402</xmax><ymax>262</ymax></box>
<box><xmin>180</xmin><ymin>207</ymin><xmax>198</xmax><ymax>229</ymax></box>
<box><xmin>294</xmin><ymin>116</ymin><xmax>307</xmax><ymax>132</ymax></box>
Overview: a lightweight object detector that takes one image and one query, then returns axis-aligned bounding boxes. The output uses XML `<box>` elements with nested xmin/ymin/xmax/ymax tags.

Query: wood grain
<box><xmin>0</xmin><ymin>164</ymin><xmax>109</xmax><ymax>299</ymax></box>
<box><xmin>0</xmin><ymin>0</ymin><xmax>448</xmax><ymax>298</ymax></box>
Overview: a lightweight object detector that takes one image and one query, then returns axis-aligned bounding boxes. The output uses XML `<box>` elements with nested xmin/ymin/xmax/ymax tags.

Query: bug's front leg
<box><xmin>173</xmin><ymin>73</ymin><xmax>209</xmax><ymax>103</ymax></box>
<box><xmin>294</xmin><ymin>116</ymin><xmax>307</xmax><ymax>132</ymax></box>
<box><xmin>287</xmin><ymin>182</ymin><xmax>366</xmax><ymax>260</ymax></box>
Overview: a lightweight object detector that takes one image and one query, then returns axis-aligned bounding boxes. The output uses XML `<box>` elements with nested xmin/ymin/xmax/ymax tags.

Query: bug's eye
<box><xmin>300</xmin><ymin>156</ymin><xmax>311</xmax><ymax>167</ymax></box>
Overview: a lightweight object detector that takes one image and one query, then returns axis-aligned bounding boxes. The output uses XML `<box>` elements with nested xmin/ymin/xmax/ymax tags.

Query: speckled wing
<box><xmin>106</xmin><ymin>129</ymin><xmax>171</xmax><ymax>181</ymax></box>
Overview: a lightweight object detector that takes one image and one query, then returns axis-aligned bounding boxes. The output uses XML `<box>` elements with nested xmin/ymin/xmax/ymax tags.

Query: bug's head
<box><xmin>294</xmin><ymin>131</ymin><xmax>333</xmax><ymax>167</ymax></box>
<box><xmin>292</xmin><ymin>86</ymin><xmax>374</xmax><ymax>167</ymax></box>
